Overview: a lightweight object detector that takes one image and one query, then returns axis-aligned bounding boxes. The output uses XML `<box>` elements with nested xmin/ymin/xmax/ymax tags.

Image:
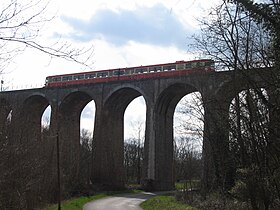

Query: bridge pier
<box><xmin>142</xmin><ymin>103</ymin><xmax>156</xmax><ymax>190</ymax></box>
<box><xmin>92</xmin><ymin>103</ymin><xmax>125</xmax><ymax>190</ymax></box>
<box><xmin>59</xmin><ymin>103</ymin><xmax>82</xmax><ymax>192</ymax></box>
<box><xmin>202</xmin><ymin>97</ymin><xmax>234</xmax><ymax>192</ymax></box>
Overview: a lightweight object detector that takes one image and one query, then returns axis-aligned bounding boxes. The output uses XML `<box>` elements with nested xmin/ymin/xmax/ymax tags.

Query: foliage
<box><xmin>124</xmin><ymin>138</ymin><xmax>144</xmax><ymax>185</ymax></box>
<box><xmin>140</xmin><ymin>194</ymin><xmax>199</xmax><ymax>210</ymax></box>
<box><xmin>176</xmin><ymin>191</ymin><xmax>251</xmax><ymax>210</ymax></box>
<box><xmin>0</xmin><ymin>128</ymin><xmax>57</xmax><ymax>209</ymax></box>
<box><xmin>175</xmin><ymin>180</ymin><xmax>201</xmax><ymax>191</ymax></box>
<box><xmin>0</xmin><ymin>123</ymin><xmax>95</xmax><ymax>209</ymax></box>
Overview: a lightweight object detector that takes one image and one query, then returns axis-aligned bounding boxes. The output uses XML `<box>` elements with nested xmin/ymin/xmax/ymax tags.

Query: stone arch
<box><xmin>214</xmin><ymin>74</ymin><xmax>267</xmax><ymax>105</ymax></box>
<box><xmin>58</xmin><ymin>91</ymin><xmax>94</xmax><ymax>190</ymax></box>
<box><xmin>153</xmin><ymin>83</ymin><xmax>198</xmax><ymax>190</ymax></box>
<box><xmin>93</xmin><ymin>87</ymin><xmax>146</xmax><ymax>189</ymax></box>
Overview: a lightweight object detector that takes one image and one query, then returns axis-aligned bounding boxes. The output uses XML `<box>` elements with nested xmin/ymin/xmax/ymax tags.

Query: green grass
<box><xmin>44</xmin><ymin>193</ymin><xmax>108</xmax><ymax>210</ymax></box>
<box><xmin>140</xmin><ymin>194</ymin><xmax>199</xmax><ymax>210</ymax></box>
<box><xmin>43</xmin><ymin>190</ymin><xmax>142</xmax><ymax>210</ymax></box>
<box><xmin>175</xmin><ymin>180</ymin><xmax>201</xmax><ymax>190</ymax></box>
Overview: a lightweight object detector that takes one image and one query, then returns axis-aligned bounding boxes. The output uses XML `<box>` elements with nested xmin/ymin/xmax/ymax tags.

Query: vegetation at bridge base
<box><xmin>43</xmin><ymin>193</ymin><xmax>108</xmax><ymax>210</ymax></box>
<box><xmin>140</xmin><ymin>193</ymin><xmax>199</xmax><ymax>210</ymax></box>
<box><xmin>43</xmin><ymin>190</ymin><xmax>142</xmax><ymax>210</ymax></box>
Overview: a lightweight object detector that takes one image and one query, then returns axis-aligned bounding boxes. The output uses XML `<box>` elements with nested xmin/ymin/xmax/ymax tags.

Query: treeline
<box><xmin>0</xmin><ymin>127</ymin><xmax>57</xmax><ymax>209</ymax></box>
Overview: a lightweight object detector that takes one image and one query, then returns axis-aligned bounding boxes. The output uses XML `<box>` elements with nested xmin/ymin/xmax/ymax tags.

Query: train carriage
<box><xmin>45</xmin><ymin>59</ymin><xmax>214</xmax><ymax>87</ymax></box>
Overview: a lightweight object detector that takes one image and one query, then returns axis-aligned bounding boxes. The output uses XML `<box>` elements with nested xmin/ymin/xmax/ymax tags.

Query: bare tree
<box><xmin>0</xmin><ymin>0</ymin><xmax>94</xmax><ymax>72</ymax></box>
<box><xmin>124</xmin><ymin>120</ymin><xmax>145</xmax><ymax>185</ymax></box>
<box><xmin>174</xmin><ymin>92</ymin><xmax>204</xmax><ymax>149</ymax></box>
<box><xmin>188</xmin><ymin>1</ymin><xmax>280</xmax><ymax>209</ymax></box>
<box><xmin>173</xmin><ymin>92</ymin><xmax>203</xmax><ymax>190</ymax></box>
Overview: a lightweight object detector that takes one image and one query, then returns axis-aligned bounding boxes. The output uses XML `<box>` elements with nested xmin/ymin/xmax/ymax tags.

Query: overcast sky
<box><xmin>2</xmin><ymin>0</ymin><xmax>218</xmax><ymax>137</ymax></box>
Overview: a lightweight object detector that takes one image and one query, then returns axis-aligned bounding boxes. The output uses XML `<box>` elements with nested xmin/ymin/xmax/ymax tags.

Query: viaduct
<box><xmin>0</xmin><ymin>68</ymin><xmax>274</xmax><ymax>191</ymax></box>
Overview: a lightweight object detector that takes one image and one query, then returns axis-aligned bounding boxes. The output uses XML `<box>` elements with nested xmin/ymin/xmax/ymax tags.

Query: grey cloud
<box><xmin>59</xmin><ymin>4</ymin><xmax>196</xmax><ymax>49</ymax></box>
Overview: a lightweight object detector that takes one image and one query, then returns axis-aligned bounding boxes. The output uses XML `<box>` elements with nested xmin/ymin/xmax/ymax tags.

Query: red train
<box><xmin>45</xmin><ymin>59</ymin><xmax>214</xmax><ymax>87</ymax></box>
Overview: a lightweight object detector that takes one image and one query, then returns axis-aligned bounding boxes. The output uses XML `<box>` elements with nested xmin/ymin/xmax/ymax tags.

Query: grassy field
<box><xmin>140</xmin><ymin>194</ymin><xmax>199</xmax><ymax>210</ymax></box>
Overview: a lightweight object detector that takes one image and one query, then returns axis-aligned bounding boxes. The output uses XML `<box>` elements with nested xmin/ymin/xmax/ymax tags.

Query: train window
<box><xmin>62</xmin><ymin>76</ymin><xmax>73</xmax><ymax>81</ymax></box>
<box><xmin>198</xmin><ymin>62</ymin><xmax>205</xmax><ymax>67</ymax></box>
<box><xmin>53</xmin><ymin>77</ymin><xmax>62</xmax><ymax>82</ymax></box>
<box><xmin>154</xmin><ymin>66</ymin><xmax>162</xmax><ymax>72</ymax></box>
<box><xmin>85</xmin><ymin>73</ymin><xmax>96</xmax><ymax>79</ymax></box>
<box><xmin>73</xmin><ymin>75</ymin><xmax>85</xmax><ymax>80</ymax></box>
<box><xmin>46</xmin><ymin>78</ymin><xmax>51</xmax><ymax>83</ymax></box>
<box><xmin>113</xmin><ymin>70</ymin><xmax>125</xmax><ymax>76</ymax></box>
<box><xmin>205</xmin><ymin>61</ymin><xmax>214</xmax><ymax>67</ymax></box>
<box><xmin>135</xmin><ymin>68</ymin><xmax>147</xmax><ymax>74</ymax></box>
<box><xmin>125</xmin><ymin>69</ymin><xmax>133</xmax><ymax>75</ymax></box>
<box><xmin>97</xmin><ymin>72</ymin><xmax>108</xmax><ymax>77</ymax></box>
<box><xmin>176</xmin><ymin>64</ymin><xmax>184</xmax><ymax>70</ymax></box>
<box><xmin>164</xmin><ymin>65</ymin><xmax>176</xmax><ymax>71</ymax></box>
<box><xmin>185</xmin><ymin>63</ymin><xmax>191</xmax><ymax>69</ymax></box>
<box><xmin>134</xmin><ymin>68</ymin><xmax>140</xmax><ymax>74</ymax></box>
<box><xmin>113</xmin><ymin>70</ymin><xmax>118</xmax><ymax>76</ymax></box>
<box><xmin>191</xmin><ymin>62</ymin><xmax>197</xmax><ymax>68</ymax></box>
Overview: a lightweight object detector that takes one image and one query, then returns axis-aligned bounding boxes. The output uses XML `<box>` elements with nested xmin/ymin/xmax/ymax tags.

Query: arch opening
<box><xmin>124</xmin><ymin>96</ymin><xmax>146</xmax><ymax>186</ymax></box>
<box><xmin>42</xmin><ymin>105</ymin><xmax>51</xmax><ymax>132</ymax></box>
<box><xmin>154</xmin><ymin>83</ymin><xmax>201</xmax><ymax>190</ymax></box>
<box><xmin>58</xmin><ymin>91</ymin><xmax>95</xmax><ymax>192</ymax></box>
<box><xmin>93</xmin><ymin>87</ymin><xmax>145</xmax><ymax>189</ymax></box>
<box><xmin>173</xmin><ymin>91</ymin><xmax>204</xmax><ymax>188</ymax></box>
<box><xmin>80</xmin><ymin>100</ymin><xmax>96</xmax><ymax>186</ymax></box>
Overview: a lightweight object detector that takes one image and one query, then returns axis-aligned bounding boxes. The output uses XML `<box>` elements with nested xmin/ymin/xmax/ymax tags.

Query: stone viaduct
<box><xmin>0</xmin><ymin>68</ymin><xmax>274</xmax><ymax>191</ymax></box>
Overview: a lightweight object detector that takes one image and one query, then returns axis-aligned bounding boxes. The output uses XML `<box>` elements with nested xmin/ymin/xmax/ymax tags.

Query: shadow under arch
<box><xmin>0</xmin><ymin>98</ymin><xmax>12</xmax><ymax>139</ymax></box>
<box><xmin>17</xmin><ymin>95</ymin><xmax>49</xmax><ymax>143</ymax></box>
<box><xmin>215</xmin><ymin>73</ymin><xmax>269</xmax><ymax>106</ymax></box>
<box><xmin>58</xmin><ymin>91</ymin><xmax>94</xmax><ymax>192</ymax></box>
<box><xmin>93</xmin><ymin>87</ymin><xmax>145</xmax><ymax>190</ymax></box>
<box><xmin>153</xmin><ymin>83</ymin><xmax>198</xmax><ymax>190</ymax></box>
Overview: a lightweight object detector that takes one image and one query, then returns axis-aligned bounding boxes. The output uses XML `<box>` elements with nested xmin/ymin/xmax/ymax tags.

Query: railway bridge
<box><xmin>0</xmin><ymin>68</ymin><xmax>274</xmax><ymax>191</ymax></box>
